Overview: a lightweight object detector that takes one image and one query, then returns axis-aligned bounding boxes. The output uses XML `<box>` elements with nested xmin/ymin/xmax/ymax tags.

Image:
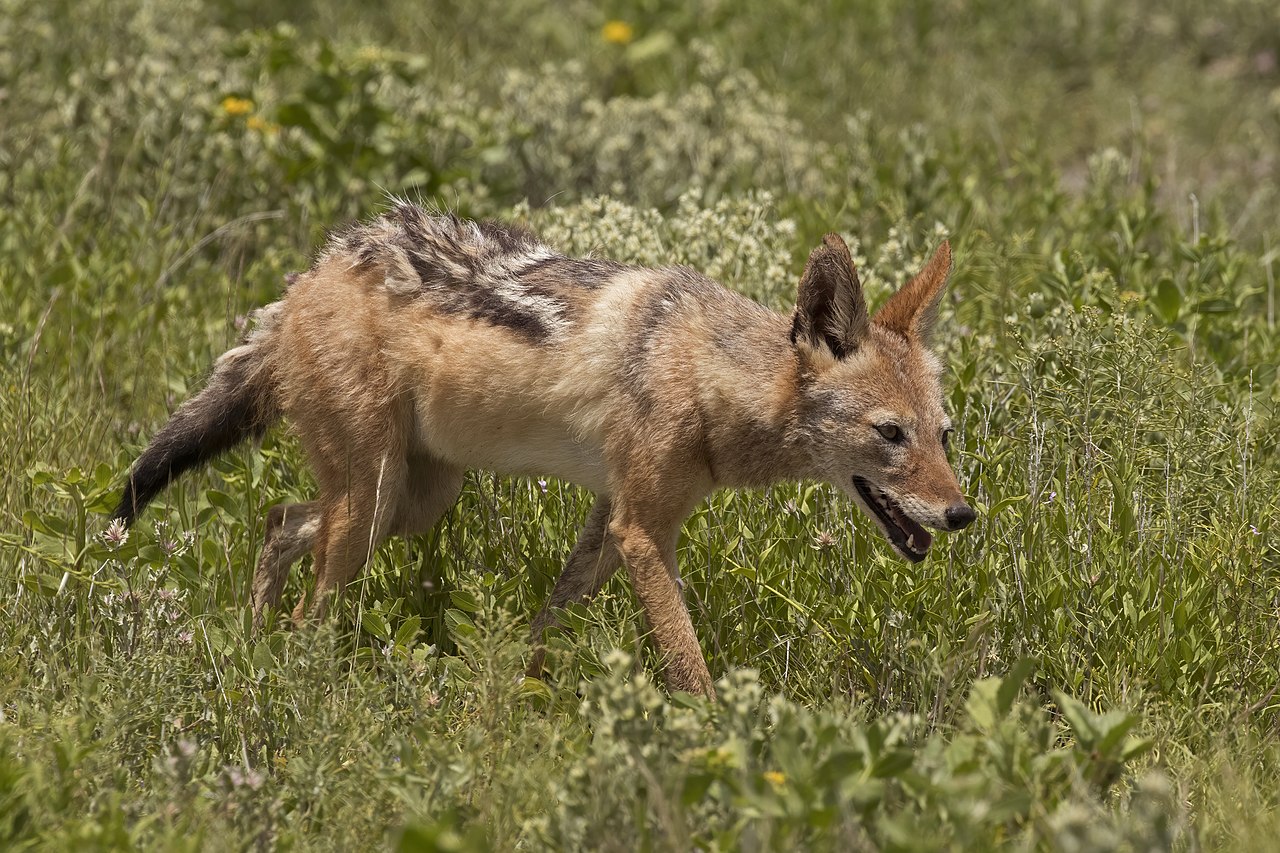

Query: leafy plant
<box><xmin>2</xmin><ymin>0</ymin><xmax>1278</xmax><ymax>847</ymax></box>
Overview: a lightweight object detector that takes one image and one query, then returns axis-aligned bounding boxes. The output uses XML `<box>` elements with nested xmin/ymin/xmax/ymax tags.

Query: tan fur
<box><xmin>118</xmin><ymin>206</ymin><xmax>975</xmax><ymax>697</ymax></box>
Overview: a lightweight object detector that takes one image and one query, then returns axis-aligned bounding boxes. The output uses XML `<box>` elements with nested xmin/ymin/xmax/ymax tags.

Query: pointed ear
<box><xmin>873</xmin><ymin>240</ymin><xmax>953</xmax><ymax>342</ymax></box>
<box><xmin>790</xmin><ymin>234</ymin><xmax>870</xmax><ymax>360</ymax></box>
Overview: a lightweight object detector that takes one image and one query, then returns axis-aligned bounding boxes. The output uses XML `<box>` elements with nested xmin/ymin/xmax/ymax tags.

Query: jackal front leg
<box><xmin>528</xmin><ymin>497</ymin><xmax>621</xmax><ymax>678</ymax></box>
<box><xmin>609</xmin><ymin>497</ymin><xmax>714</xmax><ymax>698</ymax></box>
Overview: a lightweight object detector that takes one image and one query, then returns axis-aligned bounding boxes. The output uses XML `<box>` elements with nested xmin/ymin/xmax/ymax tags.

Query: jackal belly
<box><xmin>399</xmin><ymin>323</ymin><xmax>615</xmax><ymax>493</ymax></box>
<box><xmin>419</xmin><ymin>406</ymin><xmax>609</xmax><ymax>492</ymax></box>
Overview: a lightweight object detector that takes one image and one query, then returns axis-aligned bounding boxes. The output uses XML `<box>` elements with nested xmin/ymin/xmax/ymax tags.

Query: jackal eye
<box><xmin>942</xmin><ymin>428</ymin><xmax>954</xmax><ymax>448</ymax></box>
<box><xmin>876</xmin><ymin>423</ymin><xmax>903</xmax><ymax>443</ymax></box>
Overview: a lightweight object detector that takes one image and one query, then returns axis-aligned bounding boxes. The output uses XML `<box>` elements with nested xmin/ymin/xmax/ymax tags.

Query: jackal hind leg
<box><xmin>252</xmin><ymin>501</ymin><xmax>320</xmax><ymax>629</ymax></box>
<box><xmin>393</xmin><ymin>454</ymin><xmax>465</xmax><ymax>538</ymax></box>
<box><xmin>300</xmin><ymin>451</ymin><xmax>465</xmax><ymax>622</ymax></box>
<box><xmin>301</xmin><ymin>451</ymin><xmax>409</xmax><ymax>622</ymax></box>
<box><xmin>527</xmin><ymin>496</ymin><xmax>621</xmax><ymax>678</ymax></box>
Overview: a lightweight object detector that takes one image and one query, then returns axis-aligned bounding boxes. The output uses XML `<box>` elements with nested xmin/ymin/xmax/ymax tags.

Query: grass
<box><xmin>2</xmin><ymin>0</ymin><xmax>1279</xmax><ymax>848</ymax></box>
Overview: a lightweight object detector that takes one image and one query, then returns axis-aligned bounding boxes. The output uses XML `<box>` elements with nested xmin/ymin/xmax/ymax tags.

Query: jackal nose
<box><xmin>945</xmin><ymin>503</ymin><xmax>976</xmax><ymax>531</ymax></box>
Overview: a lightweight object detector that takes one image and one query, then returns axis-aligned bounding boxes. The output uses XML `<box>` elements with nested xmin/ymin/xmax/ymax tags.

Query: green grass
<box><xmin>2</xmin><ymin>0</ymin><xmax>1280</xmax><ymax>848</ymax></box>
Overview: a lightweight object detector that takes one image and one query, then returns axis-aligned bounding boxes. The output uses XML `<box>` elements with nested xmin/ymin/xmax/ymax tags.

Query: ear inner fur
<box><xmin>790</xmin><ymin>233</ymin><xmax>870</xmax><ymax>359</ymax></box>
<box><xmin>872</xmin><ymin>240</ymin><xmax>952</xmax><ymax>341</ymax></box>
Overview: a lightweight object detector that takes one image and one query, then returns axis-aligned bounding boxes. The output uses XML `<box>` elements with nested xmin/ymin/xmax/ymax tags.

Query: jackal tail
<box><xmin>112</xmin><ymin>303</ymin><xmax>284</xmax><ymax>526</ymax></box>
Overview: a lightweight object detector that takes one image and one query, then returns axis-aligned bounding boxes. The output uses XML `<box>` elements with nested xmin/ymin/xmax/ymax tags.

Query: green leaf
<box><xmin>444</xmin><ymin>609</ymin><xmax>475</xmax><ymax>638</ymax></box>
<box><xmin>996</xmin><ymin>658</ymin><xmax>1038</xmax><ymax>717</ymax></box>
<box><xmin>668</xmin><ymin>691</ymin><xmax>705</xmax><ymax>711</ymax></box>
<box><xmin>94</xmin><ymin>462</ymin><xmax>115</xmax><ymax>490</ymax></box>
<box><xmin>681</xmin><ymin>772</ymin><xmax>715</xmax><ymax>806</ymax></box>
<box><xmin>23</xmin><ymin>510</ymin><xmax>64</xmax><ymax>537</ymax></box>
<box><xmin>449</xmin><ymin>590</ymin><xmax>482</xmax><ymax>614</ymax></box>
<box><xmin>395</xmin><ymin>615</ymin><xmax>422</xmax><ymax>649</ymax></box>
<box><xmin>1153</xmin><ymin>278</ymin><xmax>1182</xmax><ymax>323</ymax></box>
<box><xmin>817</xmin><ymin>748</ymin><xmax>867</xmax><ymax>785</ymax></box>
<box><xmin>362</xmin><ymin>610</ymin><xmax>391</xmax><ymax>642</ymax></box>
<box><xmin>841</xmin><ymin>777</ymin><xmax>885</xmax><ymax>809</ymax></box>
<box><xmin>967</xmin><ymin>661</ymin><xmax>1034</xmax><ymax>731</ymax></box>
<box><xmin>206</xmin><ymin>489</ymin><xmax>240</xmax><ymax>515</ymax></box>
<box><xmin>1121</xmin><ymin>737</ymin><xmax>1155</xmax><ymax>761</ymax></box>
<box><xmin>1053</xmin><ymin>691</ymin><xmax>1100</xmax><ymax>748</ymax></box>
<box><xmin>870</xmin><ymin>748</ymin><xmax>913</xmax><ymax>779</ymax></box>
<box><xmin>18</xmin><ymin>572</ymin><xmax>62</xmax><ymax>597</ymax></box>
<box><xmin>988</xmin><ymin>494</ymin><xmax>1029</xmax><ymax>518</ymax></box>
<box><xmin>967</xmin><ymin>677</ymin><xmax>1002</xmax><ymax>731</ymax></box>
<box><xmin>986</xmin><ymin>790</ymin><xmax>1034</xmax><ymax>823</ymax></box>
<box><xmin>251</xmin><ymin>640</ymin><xmax>274</xmax><ymax>672</ymax></box>
<box><xmin>1107</xmin><ymin>466</ymin><xmax>1137</xmax><ymax>539</ymax></box>
<box><xmin>1095</xmin><ymin>710</ymin><xmax>1140</xmax><ymax>757</ymax></box>
<box><xmin>517</xmin><ymin>677</ymin><xmax>552</xmax><ymax>702</ymax></box>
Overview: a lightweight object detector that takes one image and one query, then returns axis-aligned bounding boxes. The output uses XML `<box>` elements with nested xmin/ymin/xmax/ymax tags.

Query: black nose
<box><xmin>945</xmin><ymin>503</ymin><xmax>976</xmax><ymax>531</ymax></box>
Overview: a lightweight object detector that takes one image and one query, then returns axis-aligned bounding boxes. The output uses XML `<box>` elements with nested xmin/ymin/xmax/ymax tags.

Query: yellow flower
<box><xmin>763</xmin><ymin>771</ymin><xmax>786</xmax><ymax>787</ymax></box>
<box><xmin>221</xmin><ymin>96</ymin><xmax>254</xmax><ymax>116</ymax></box>
<box><xmin>602</xmin><ymin>20</ymin><xmax>634</xmax><ymax>45</ymax></box>
<box><xmin>245</xmin><ymin>114</ymin><xmax>279</xmax><ymax>135</ymax></box>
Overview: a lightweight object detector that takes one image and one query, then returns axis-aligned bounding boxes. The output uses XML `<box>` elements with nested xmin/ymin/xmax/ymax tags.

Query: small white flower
<box><xmin>101</xmin><ymin>518</ymin><xmax>129</xmax><ymax>550</ymax></box>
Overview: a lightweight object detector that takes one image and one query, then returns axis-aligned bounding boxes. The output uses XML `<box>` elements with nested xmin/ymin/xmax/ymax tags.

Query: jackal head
<box><xmin>790</xmin><ymin>234</ymin><xmax>974</xmax><ymax>562</ymax></box>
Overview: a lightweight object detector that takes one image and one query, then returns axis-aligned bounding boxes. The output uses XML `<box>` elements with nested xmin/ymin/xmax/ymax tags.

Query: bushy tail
<box><xmin>112</xmin><ymin>305</ymin><xmax>283</xmax><ymax>526</ymax></box>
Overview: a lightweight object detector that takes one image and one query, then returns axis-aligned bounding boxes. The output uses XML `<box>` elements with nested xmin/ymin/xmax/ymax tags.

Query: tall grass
<box><xmin>2</xmin><ymin>0</ymin><xmax>1278</xmax><ymax>848</ymax></box>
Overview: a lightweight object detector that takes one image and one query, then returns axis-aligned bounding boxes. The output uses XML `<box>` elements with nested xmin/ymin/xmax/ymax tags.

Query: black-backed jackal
<box><xmin>113</xmin><ymin>204</ymin><xmax>975</xmax><ymax>695</ymax></box>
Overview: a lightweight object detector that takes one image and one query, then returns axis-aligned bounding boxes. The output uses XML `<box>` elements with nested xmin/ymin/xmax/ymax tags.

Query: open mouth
<box><xmin>852</xmin><ymin>477</ymin><xmax>933</xmax><ymax>562</ymax></box>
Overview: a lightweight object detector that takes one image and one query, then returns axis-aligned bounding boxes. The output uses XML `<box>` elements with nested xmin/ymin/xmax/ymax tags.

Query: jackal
<box><xmin>112</xmin><ymin>203</ymin><xmax>974</xmax><ymax>696</ymax></box>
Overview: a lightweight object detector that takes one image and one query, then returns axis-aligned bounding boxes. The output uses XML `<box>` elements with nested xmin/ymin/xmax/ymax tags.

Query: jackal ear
<box><xmin>790</xmin><ymin>234</ymin><xmax>870</xmax><ymax>360</ymax></box>
<box><xmin>873</xmin><ymin>240</ymin><xmax>952</xmax><ymax>342</ymax></box>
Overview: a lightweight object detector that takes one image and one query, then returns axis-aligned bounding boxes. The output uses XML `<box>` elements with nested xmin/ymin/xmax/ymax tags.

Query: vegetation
<box><xmin>3</xmin><ymin>0</ymin><xmax>1279</xmax><ymax>848</ymax></box>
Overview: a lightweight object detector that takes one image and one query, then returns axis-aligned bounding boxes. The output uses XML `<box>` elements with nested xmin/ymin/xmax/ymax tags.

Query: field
<box><xmin>3</xmin><ymin>0</ymin><xmax>1280</xmax><ymax>848</ymax></box>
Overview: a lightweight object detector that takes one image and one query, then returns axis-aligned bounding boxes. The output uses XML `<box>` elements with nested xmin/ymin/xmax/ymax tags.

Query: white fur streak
<box><xmin>490</xmin><ymin>278</ymin><xmax>569</xmax><ymax>333</ymax></box>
